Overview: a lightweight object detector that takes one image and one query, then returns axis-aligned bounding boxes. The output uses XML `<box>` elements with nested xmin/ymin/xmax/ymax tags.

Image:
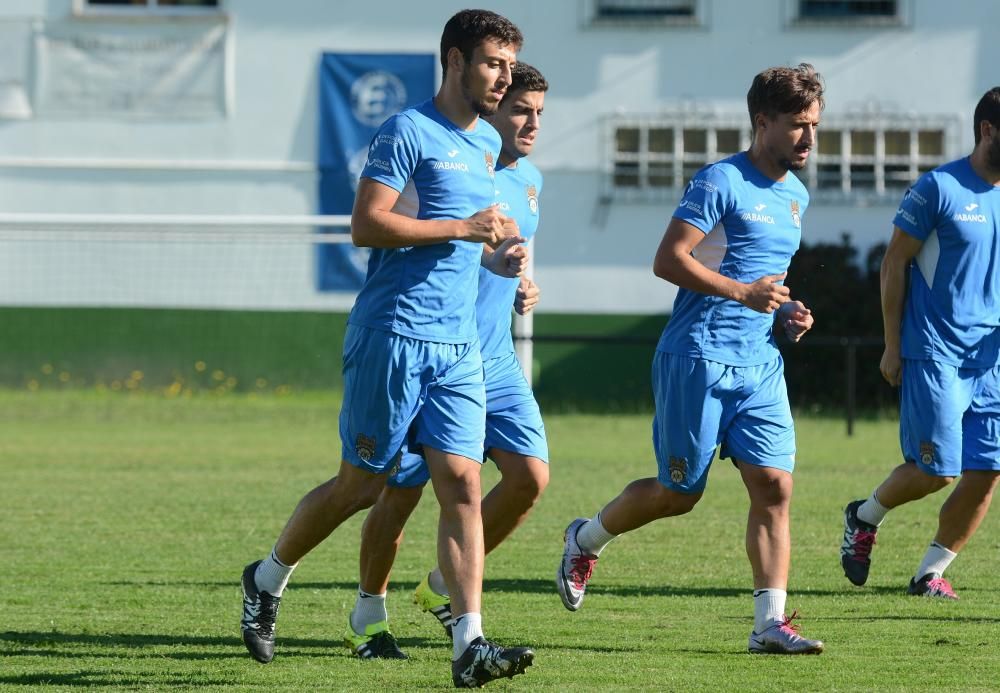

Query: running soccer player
<box><xmin>840</xmin><ymin>87</ymin><xmax>1000</xmax><ymax>600</ymax></box>
<box><xmin>343</xmin><ymin>63</ymin><xmax>549</xmax><ymax>664</ymax></box>
<box><xmin>239</xmin><ymin>10</ymin><xmax>535</xmax><ymax>687</ymax></box>
<box><xmin>557</xmin><ymin>64</ymin><xmax>825</xmax><ymax>655</ymax></box>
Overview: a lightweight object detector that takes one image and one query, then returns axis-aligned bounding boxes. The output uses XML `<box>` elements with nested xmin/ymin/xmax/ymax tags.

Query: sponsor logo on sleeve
<box><xmin>679</xmin><ymin>198</ymin><xmax>703</xmax><ymax>215</ymax></box>
<box><xmin>896</xmin><ymin>207</ymin><xmax>918</xmax><ymax>226</ymax></box>
<box><xmin>903</xmin><ymin>187</ymin><xmax>927</xmax><ymax>207</ymax></box>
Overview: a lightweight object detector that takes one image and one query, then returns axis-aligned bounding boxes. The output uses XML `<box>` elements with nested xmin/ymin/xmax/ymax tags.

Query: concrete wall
<box><xmin>1</xmin><ymin>0</ymin><xmax>998</xmax><ymax>313</ymax></box>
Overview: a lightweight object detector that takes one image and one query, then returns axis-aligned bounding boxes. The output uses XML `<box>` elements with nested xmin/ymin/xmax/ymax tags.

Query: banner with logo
<box><xmin>316</xmin><ymin>53</ymin><xmax>435</xmax><ymax>290</ymax></box>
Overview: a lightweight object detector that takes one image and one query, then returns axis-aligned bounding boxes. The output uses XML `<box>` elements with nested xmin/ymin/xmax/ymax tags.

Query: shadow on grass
<box><xmin>107</xmin><ymin>577</ymin><xmax>934</xmax><ymax>600</ymax></box>
<box><xmin>0</xmin><ymin>671</ymin><xmax>231</xmax><ymax>687</ymax></box>
<box><xmin>0</xmin><ymin>630</ymin><xmax>440</xmax><ymax>658</ymax></box>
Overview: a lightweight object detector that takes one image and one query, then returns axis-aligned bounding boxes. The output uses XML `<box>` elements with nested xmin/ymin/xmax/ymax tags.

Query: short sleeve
<box><xmin>893</xmin><ymin>173</ymin><xmax>940</xmax><ymax>242</ymax></box>
<box><xmin>360</xmin><ymin>113</ymin><xmax>421</xmax><ymax>193</ymax></box>
<box><xmin>672</xmin><ymin>165</ymin><xmax>732</xmax><ymax>234</ymax></box>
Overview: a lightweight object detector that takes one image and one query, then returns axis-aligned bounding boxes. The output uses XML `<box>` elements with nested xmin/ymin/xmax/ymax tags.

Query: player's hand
<box><xmin>880</xmin><ymin>345</ymin><xmax>903</xmax><ymax>387</ymax></box>
<box><xmin>739</xmin><ymin>272</ymin><xmax>790</xmax><ymax>313</ymax></box>
<box><xmin>778</xmin><ymin>300</ymin><xmax>813</xmax><ymax>342</ymax></box>
<box><xmin>483</xmin><ymin>235</ymin><xmax>527</xmax><ymax>278</ymax></box>
<box><xmin>463</xmin><ymin>206</ymin><xmax>509</xmax><ymax>246</ymax></box>
<box><xmin>514</xmin><ymin>276</ymin><xmax>540</xmax><ymax>315</ymax></box>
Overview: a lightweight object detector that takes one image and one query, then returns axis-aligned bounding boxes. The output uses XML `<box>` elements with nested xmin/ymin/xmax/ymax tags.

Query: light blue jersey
<box><xmin>350</xmin><ymin>99</ymin><xmax>502</xmax><ymax>344</ymax></box>
<box><xmin>657</xmin><ymin>152</ymin><xmax>808</xmax><ymax>366</ymax></box>
<box><xmin>477</xmin><ymin>158</ymin><xmax>543</xmax><ymax>360</ymax></box>
<box><xmin>895</xmin><ymin>157</ymin><xmax>1000</xmax><ymax>368</ymax></box>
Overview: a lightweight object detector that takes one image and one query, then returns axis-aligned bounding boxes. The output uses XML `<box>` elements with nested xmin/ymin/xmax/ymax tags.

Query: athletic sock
<box><xmin>452</xmin><ymin>612</ymin><xmax>484</xmax><ymax>660</ymax></box>
<box><xmin>576</xmin><ymin>512</ymin><xmax>617</xmax><ymax>556</ymax></box>
<box><xmin>914</xmin><ymin>541</ymin><xmax>957</xmax><ymax>580</ymax></box>
<box><xmin>753</xmin><ymin>588</ymin><xmax>787</xmax><ymax>633</ymax></box>
<box><xmin>856</xmin><ymin>491</ymin><xmax>889</xmax><ymax>526</ymax></box>
<box><xmin>428</xmin><ymin>568</ymin><xmax>450</xmax><ymax>597</ymax></box>
<box><xmin>350</xmin><ymin>588</ymin><xmax>388</xmax><ymax>635</ymax></box>
<box><xmin>254</xmin><ymin>547</ymin><xmax>296</xmax><ymax>597</ymax></box>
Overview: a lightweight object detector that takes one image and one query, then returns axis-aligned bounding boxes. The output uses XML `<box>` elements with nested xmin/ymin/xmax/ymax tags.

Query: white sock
<box><xmin>428</xmin><ymin>568</ymin><xmax>450</xmax><ymax>597</ymax></box>
<box><xmin>914</xmin><ymin>541</ymin><xmax>957</xmax><ymax>580</ymax></box>
<box><xmin>753</xmin><ymin>588</ymin><xmax>787</xmax><ymax>633</ymax></box>
<box><xmin>350</xmin><ymin>588</ymin><xmax>388</xmax><ymax>634</ymax></box>
<box><xmin>452</xmin><ymin>612</ymin><xmax>484</xmax><ymax>660</ymax></box>
<box><xmin>856</xmin><ymin>492</ymin><xmax>889</xmax><ymax>526</ymax></box>
<box><xmin>254</xmin><ymin>548</ymin><xmax>296</xmax><ymax>597</ymax></box>
<box><xmin>576</xmin><ymin>513</ymin><xmax>617</xmax><ymax>556</ymax></box>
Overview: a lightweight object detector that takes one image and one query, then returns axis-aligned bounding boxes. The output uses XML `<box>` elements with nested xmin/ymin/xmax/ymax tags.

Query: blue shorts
<box><xmin>389</xmin><ymin>350</ymin><xmax>548</xmax><ymax>489</ymax></box>
<box><xmin>339</xmin><ymin>325</ymin><xmax>486</xmax><ymax>475</ymax></box>
<box><xmin>900</xmin><ymin>359</ymin><xmax>1000</xmax><ymax>477</ymax></box>
<box><xmin>652</xmin><ymin>352</ymin><xmax>795</xmax><ymax>494</ymax></box>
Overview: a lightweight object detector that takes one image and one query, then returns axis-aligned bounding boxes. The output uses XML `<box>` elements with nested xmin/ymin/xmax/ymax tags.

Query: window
<box><xmin>607</xmin><ymin>115</ymin><xmax>750</xmax><ymax>201</ymax></box>
<box><xmin>75</xmin><ymin>0</ymin><xmax>221</xmax><ymax>15</ymax></box>
<box><xmin>792</xmin><ymin>0</ymin><xmax>905</xmax><ymax>25</ymax></box>
<box><xmin>607</xmin><ymin>114</ymin><xmax>954</xmax><ymax>201</ymax></box>
<box><xmin>807</xmin><ymin>121</ymin><xmax>950</xmax><ymax>197</ymax></box>
<box><xmin>585</xmin><ymin>0</ymin><xmax>703</xmax><ymax>27</ymax></box>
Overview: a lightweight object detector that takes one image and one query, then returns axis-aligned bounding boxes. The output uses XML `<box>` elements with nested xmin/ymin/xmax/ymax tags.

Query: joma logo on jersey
<box><xmin>433</xmin><ymin>160</ymin><xmax>469</xmax><ymax>172</ymax></box>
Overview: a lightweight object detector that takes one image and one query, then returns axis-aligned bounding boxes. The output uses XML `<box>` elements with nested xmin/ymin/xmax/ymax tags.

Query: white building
<box><xmin>1</xmin><ymin>0</ymin><xmax>997</xmax><ymax>314</ymax></box>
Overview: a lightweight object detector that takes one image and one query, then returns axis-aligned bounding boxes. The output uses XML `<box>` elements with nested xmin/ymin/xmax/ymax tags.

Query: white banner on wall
<box><xmin>34</xmin><ymin>20</ymin><xmax>230</xmax><ymax>119</ymax></box>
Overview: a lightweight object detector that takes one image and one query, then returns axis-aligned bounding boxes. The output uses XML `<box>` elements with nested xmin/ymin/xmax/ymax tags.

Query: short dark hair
<box><xmin>501</xmin><ymin>62</ymin><xmax>548</xmax><ymax>104</ymax></box>
<box><xmin>440</xmin><ymin>9</ymin><xmax>523</xmax><ymax>77</ymax></box>
<box><xmin>746</xmin><ymin>63</ymin><xmax>825</xmax><ymax>132</ymax></box>
<box><xmin>973</xmin><ymin>87</ymin><xmax>1000</xmax><ymax>145</ymax></box>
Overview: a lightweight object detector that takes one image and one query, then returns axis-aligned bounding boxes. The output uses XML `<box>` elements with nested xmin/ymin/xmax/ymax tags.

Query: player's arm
<box><xmin>879</xmin><ymin>226</ymin><xmax>923</xmax><ymax>386</ymax></box>
<box><xmin>482</xmin><ymin>235</ymin><xmax>528</xmax><ymax>277</ymax></box>
<box><xmin>653</xmin><ymin>217</ymin><xmax>790</xmax><ymax>313</ymax></box>
<box><xmin>351</xmin><ymin>179</ymin><xmax>512</xmax><ymax>249</ymax></box>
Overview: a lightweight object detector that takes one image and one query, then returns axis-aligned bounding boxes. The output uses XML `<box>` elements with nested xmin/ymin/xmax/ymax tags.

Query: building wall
<box><xmin>1</xmin><ymin>0</ymin><xmax>997</xmax><ymax>313</ymax></box>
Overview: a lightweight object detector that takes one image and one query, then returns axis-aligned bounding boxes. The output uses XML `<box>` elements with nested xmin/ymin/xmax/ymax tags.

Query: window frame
<box><xmin>605</xmin><ymin>112</ymin><xmax>957</xmax><ymax>203</ymax></box>
<box><xmin>582</xmin><ymin>0</ymin><xmax>707</xmax><ymax>29</ymax></box>
<box><xmin>786</xmin><ymin>0</ymin><xmax>909</xmax><ymax>27</ymax></box>
<box><xmin>73</xmin><ymin>0</ymin><xmax>224</xmax><ymax>18</ymax></box>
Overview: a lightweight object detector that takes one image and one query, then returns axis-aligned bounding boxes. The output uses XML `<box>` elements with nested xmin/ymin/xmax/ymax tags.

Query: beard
<box><xmin>987</xmin><ymin>133</ymin><xmax>1000</xmax><ymax>170</ymax></box>
<box><xmin>780</xmin><ymin>157</ymin><xmax>807</xmax><ymax>171</ymax></box>
<box><xmin>460</xmin><ymin>69</ymin><xmax>499</xmax><ymax>117</ymax></box>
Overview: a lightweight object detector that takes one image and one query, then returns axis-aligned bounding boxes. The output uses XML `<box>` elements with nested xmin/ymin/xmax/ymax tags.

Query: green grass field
<box><xmin>2</xmin><ymin>390</ymin><xmax>999</xmax><ymax>691</ymax></box>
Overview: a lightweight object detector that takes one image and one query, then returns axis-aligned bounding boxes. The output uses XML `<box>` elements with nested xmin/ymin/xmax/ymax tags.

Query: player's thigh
<box><xmin>900</xmin><ymin>359</ymin><xmax>972</xmax><ymax>476</ymax></box>
<box><xmin>339</xmin><ymin>326</ymin><xmax>428</xmax><ymax>474</ymax></box>
<box><xmin>962</xmin><ymin>364</ymin><xmax>1000</xmax><ymax>472</ymax></box>
<box><xmin>411</xmin><ymin>340</ymin><xmax>487</xmax><ymax>465</ymax></box>
<box><xmin>722</xmin><ymin>357</ymin><xmax>796</xmax><ymax>474</ymax></box>
<box><xmin>483</xmin><ymin>352</ymin><xmax>549</xmax><ymax>463</ymax></box>
<box><xmin>652</xmin><ymin>352</ymin><xmax>726</xmax><ymax>494</ymax></box>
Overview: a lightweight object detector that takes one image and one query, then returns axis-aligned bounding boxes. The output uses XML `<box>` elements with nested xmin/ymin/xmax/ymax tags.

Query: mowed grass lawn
<box><xmin>2</xmin><ymin>391</ymin><xmax>998</xmax><ymax>691</ymax></box>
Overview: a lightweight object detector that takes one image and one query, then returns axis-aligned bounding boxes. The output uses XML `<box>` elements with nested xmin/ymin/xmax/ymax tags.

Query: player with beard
<box><xmin>239</xmin><ymin>10</ymin><xmax>535</xmax><ymax>687</ymax></box>
<box><xmin>840</xmin><ymin>87</ymin><xmax>1000</xmax><ymax>600</ymax></box>
<box><xmin>343</xmin><ymin>62</ymin><xmax>548</xmax><ymax>663</ymax></box>
<box><xmin>557</xmin><ymin>64</ymin><xmax>825</xmax><ymax>655</ymax></box>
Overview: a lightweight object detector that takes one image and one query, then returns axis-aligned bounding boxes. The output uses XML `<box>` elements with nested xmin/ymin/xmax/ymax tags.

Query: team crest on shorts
<box><xmin>526</xmin><ymin>184</ymin><xmax>538</xmax><ymax>215</ymax></box>
<box><xmin>485</xmin><ymin>150</ymin><xmax>495</xmax><ymax>179</ymax></box>
<box><xmin>919</xmin><ymin>441</ymin><xmax>935</xmax><ymax>466</ymax></box>
<box><xmin>790</xmin><ymin>200</ymin><xmax>801</xmax><ymax>228</ymax></box>
<box><xmin>355</xmin><ymin>433</ymin><xmax>376</xmax><ymax>463</ymax></box>
<box><xmin>668</xmin><ymin>456</ymin><xmax>687</xmax><ymax>484</ymax></box>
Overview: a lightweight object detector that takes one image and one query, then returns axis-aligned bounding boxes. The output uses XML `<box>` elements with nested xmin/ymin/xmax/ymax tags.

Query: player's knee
<box><xmin>651</xmin><ymin>484</ymin><xmax>700</xmax><ymax>516</ymax></box>
<box><xmin>510</xmin><ymin>464</ymin><xmax>549</xmax><ymax>503</ymax></box>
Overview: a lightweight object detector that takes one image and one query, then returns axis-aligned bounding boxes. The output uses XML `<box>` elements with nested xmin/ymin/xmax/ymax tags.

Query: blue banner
<box><xmin>316</xmin><ymin>53</ymin><xmax>435</xmax><ymax>290</ymax></box>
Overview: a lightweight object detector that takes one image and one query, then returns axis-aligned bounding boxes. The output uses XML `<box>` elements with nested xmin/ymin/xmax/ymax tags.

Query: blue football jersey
<box><xmin>657</xmin><ymin>152</ymin><xmax>808</xmax><ymax>366</ymax></box>
<box><xmin>349</xmin><ymin>99</ymin><xmax>502</xmax><ymax>344</ymax></box>
<box><xmin>895</xmin><ymin>157</ymin><xmax>1000</xmax><ymax>367</ymax></box>
<box><xmin>477</xmin><ymin>158</ymin><xmax>543</xmax><ymax>360</ymax></box>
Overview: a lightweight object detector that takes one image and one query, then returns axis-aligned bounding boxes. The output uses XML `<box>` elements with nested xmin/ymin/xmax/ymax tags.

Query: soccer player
<box><xmin>557</xmin><ymin>64</ymin><xmax>825</xmax><ymax>655</ymax></box>
<box><xmin>239</xmin><ymin>10</ymin><xmax>535</xmax><ymax>687</ymax></box>
<box><xmin>343</xmin><ymin>62</ymin><xmax>549</xmax><ymax>664</ymax></box>
<box><xmin>840</xmin><ymin>87</ymin><xmax>1000</xmax><ymax>599</ymax></box>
